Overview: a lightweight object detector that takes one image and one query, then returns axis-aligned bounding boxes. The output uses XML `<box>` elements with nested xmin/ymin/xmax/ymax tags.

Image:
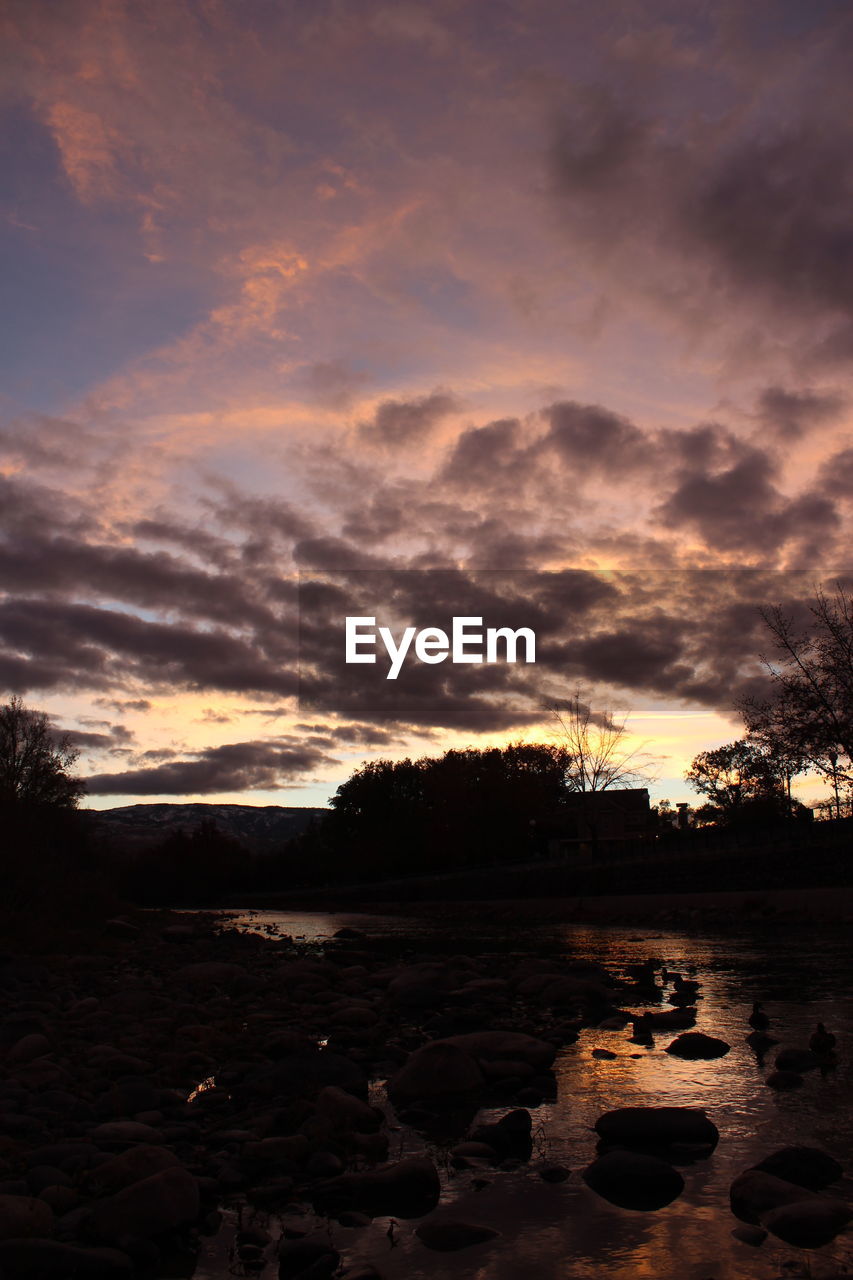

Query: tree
<box><xmin>0</xmin><ymin>695</ymin><xmax>85</xmax><ymax>810</ymax></box>
<box><xmin>685</xmin><ymin>738</ymin><xmax>787</xmax><ymax>824</ymax></box>
<box><xmin>740</xmin><ymin>583</ymin><xmax>853</xmax><ymax>818</ymax></box>
<box><xmin>550</xmin><ymin>688</ymin><xmax>656</xmax><ymax>852</ymax></box>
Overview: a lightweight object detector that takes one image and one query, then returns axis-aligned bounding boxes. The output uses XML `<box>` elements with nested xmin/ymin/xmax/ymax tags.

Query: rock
<box><xmin>89</xmin><ymin>1144</ymin><xmax>180</xmax><ymax>1193</ymax></box>
<box><xmin>763</xmin><ymin>1198</ymin><xmax>852</xmax><ymax>1248</ymax></box>
<box><xmin>244</xmin><ymin>1136</ymin><xmax>310</xmax><ymax>1165</ymax></box>
<box><xmin>279</xmin><ymin>1239</ymin><xmax>339</xmax><ymax>1277</ymax></box>
<box><xmin>173</xmin><ymin>961</ymin><xmax>249</xmax><ymax>988</ymax></box>
<box><xmin>665</xmin><ymin>1032</ymin><xmax>730</xmax><ymax>1059</ymax></box>
<box><xmin>440</xmin><ymin>1031</ymin><xmax>557</xmax><ymax>1070</ymax></box>
<box><xmin>591</xmin><ymin>1049</ymin><xmax>617</xmax><ymax>1059</ymax></box>
<box><xmin>647</xmin><ymin>1007</ymin><xmax>696</xmax><ymax>1029</ymax></box>
<box><xmin>0</xmin><ymin>1240</ymin><xmax>132</xmax><ymax>1277</ymax></box>
<box><xmin>774</xmin><ymin>1048</ymin><xmax>822</xmax><ymax>1073</ymax></box>
<box><xmin>89</xmin><ymin>1122</ymin><xmax>163</xmax><ymax>1146</ymax></box>
<box><xmin>753</xmin><ymin>1147</ymin><xmax>844</xmax><ymax>1190</ymax></box>
<box><xmin>306</xmin><ymin>1151</ymin><xmax>344</xmax><ymax>1179</ymax></box>
<box><xmin>731</xmin><ymin>1224</ymin><xmax>767</xmax><ymax>1246</ymax></box>
<box><xmin>313</xmin><ymin>1157</ymin><xmax>440</xmax><ymax>1219</ymax></box>
<box><xmin>92</xmin><ymin>1166</ymin><xmax>200</xmax><ymax>1239</ymax></box>
<box><xmin>315</xmin><ymin>1086</ymin><xmax>381</xmax><ymax>1133</ymax></box>
<box><xmin>104</xmin><ymin>918</ymin><xmax>141</xmax><ymax>939</ymax></box>
<box><xmin>469</xmin><ymin>1110</ymin><xmax>533</xmax><ymax>1160</ymax></box>
<box><xmin>765</xmin><ymin>1070</ymin><xmax>803</xmax><ymax>1091</ymax></box>
<box><xmin>0</xmin><ymin>1194</ymin><xmax>54</xmax><ymax>1241</ymax></box>
<box><xmin>450</xmin><ymin>1142</ymin><xmax>501</xmax><ymax>1161</ymax></box>
<box><xmin>729</xmin><ymin>1170</ymin><xmax>818</xmax><ymax>1224</ymax></box>
<box><xmin>583</xmin><ymin>1150</ymin><xmax>684</xmax><ymax>1210</ymax></box>
<box><xmin>594</xmin><ymin>1107</ymin><xmax>719</xmax><ymax>1153</ymax></box>
<box><xmin>6</xmin><ymin>1034</ymin><xmax>51</xmax><ymax>1064</ymax></box>
<box><xmin>388</xmin><ymin>1042</ymin><xmax>484</xmax><ymax>1103</ymax></box>
<box><xmin>26</xmin><ymin>1168</ymin><xmax>71</xmax><ymax>1195</ymax></box>
<box><xmin>95</xmin><ymin>1079</ymin><xmax>161</xmax><ymax>1119</ymax></box>
<box><xmin>160</xmin><ymin>925</ymin><xmax>197</xmax><ymax>942</ymax></box>
<box><xmin>415</xmin><ymin>1219</ymin><xmax>500</xmax><ymax>1251</ymax></box>
<box><xmin>539</xmin><ymin>1164</ymin><xmax>571</xmax><ymax>1183</ymax></box>
<box><xmin>40</xmin><ymin>1185</ymin><xmax>80</xmax><ymax>1215</ymax></box>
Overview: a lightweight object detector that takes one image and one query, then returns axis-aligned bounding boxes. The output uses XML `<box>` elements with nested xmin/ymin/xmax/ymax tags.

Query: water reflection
<box><xmin>192</xmin><ymin>912</ymin><xmax>852</xmax><ymax>1280</ymax></box>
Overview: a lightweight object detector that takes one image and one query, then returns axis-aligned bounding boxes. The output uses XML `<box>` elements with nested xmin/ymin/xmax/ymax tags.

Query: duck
<box><xmin>749</xmin><ymin>1002</ymin><xmax>770</xmax><ymax>1031</ymax></box>
<box><xmin>809</xmin><ymin>1022</ymin><xmax>836</xmax><ymax>1055</ymax></box>
<box><xmin>630</xmin><ymin>1012</ymin><xmax>655</xmax><ymax>1047</ymax></box>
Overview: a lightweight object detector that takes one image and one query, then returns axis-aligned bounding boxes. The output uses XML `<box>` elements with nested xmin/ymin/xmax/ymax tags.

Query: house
<box><xmin>542</xmin><ymin>787</ymin><xmax>652</xmax><ymax>857</ymax></box>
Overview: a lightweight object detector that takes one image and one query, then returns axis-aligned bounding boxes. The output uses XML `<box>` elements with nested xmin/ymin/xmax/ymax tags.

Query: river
<box><xmin>194</xmin><ymin>908</ymin><xmax>853</xmax><ymax>1280</ymax></box>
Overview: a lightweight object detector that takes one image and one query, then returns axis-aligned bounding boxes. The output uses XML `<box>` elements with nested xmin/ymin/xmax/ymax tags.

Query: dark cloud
<box><xmin>360</xmin><ymin>390</ymin><xmax>461</xmax><ymax>447</ymax></box>
<box><xmin>657</xmin><ymin>449</ymin><xmax>839</xmax><ymax>555</ymax></box>
<box><xmin>543</xmin><ymin>400</ymin><xmax>652</xmax><ymax>474</ymax></box>
<box><xmin>440</xmin><ymin>418</ymin><xmax>529</xmax><ymax>489</ymax></box>
<box><xmin>84</xmin><ymin>737</ymin><xmax>337</xmax><ymax>796</ymax></box>
<box><xmin>0</xmin><ymin>599</ymin><xmax>300</xmax><ymax>698</ymax></box>
<box><xmin>753</xmin><ymin>386</ymin><xmax>846</xmax><ymax>440</ymax></box>
<box><xmin>547</xmin><ymin>36</ymin><xmax>853</xmax><ymax>367</ymax></box>
<box><xmin>817</xmin><ymin>446</ymin><xmax>853</xmax><ymax>499</ymax></box>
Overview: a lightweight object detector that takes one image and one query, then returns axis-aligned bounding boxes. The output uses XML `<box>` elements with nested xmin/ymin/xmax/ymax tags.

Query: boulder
<box><xmin>440</xmin><ymin>1031</ymin><xmax>557</xmax><ymax>1070</ymax></box>
<box><xmin>583</xmin><ymin>1150</ymin><xmax>684</xmax><ymax>1210</ymax></box>
<box><xmin>765</xmin><ymin>1070</ymin><xmax>803</xmax><ymax>1091</ymax></box>
<box><xmin>665</xmin><ymin>1033</ymin><xmax>730</xmax><ymax>1060</ymax></box>
<box><xmin>173</xmin><ymin>961</ymin><xmax>249</xmax><ymax>988</ymax></box>
<box><xmin>388</xmin><ymin>1042</ymin><xmax>484</xmax><ymax>1103</ymax></box>
<box><xmin>0</xmin><ymin>1195</ymin><xmax>54</xmax><ymax>1241</ymax></box>
<box><xmin>594</xmin><ymin>1107</ymin><xmax>719</xmax><ymax>1153</ymax></box>
<box><xmin>774</xmin><ymin>1048</ymin><xmax>822</xmax><ymax>1073</ymax></box>
<box><xmin>469</xmin><ymin>1110</ymin><xmax>533</xmax><ymax>1160</ymax></box>
<box><xmin>278</xmin><ymin>1239</ymin><xmax>339</xmax><ymax>1278</ymax></box>
<box><xmin>89</xmin><ymin>1144</ymin><xmax>180</xmax><ymax>1193</ymax></box>
<box><xmin>763</xmin><ymin>1198</ymin><xmax>852</xmax><ymax>1248</ymax></box>
<box><xmin>729</xmin><ymin>1170</ymin><xmax>818</xmax><ymax>1224</ymax></box>
<box><xmin>0</xmin><ymin>1240</ymin><xmax>132</xmax><ymax>1277</ymax></box>
<box><xmin>92</xmin><ymin>1166</ymin><xmax>200</xmax><ymax>1239</ymax></box>
<box><xmin>89</xmin><ymin>1122</ymin><xmax>163</xmax><ymax>1147</ymax></box>
<box><xmin>731</xmin><ymin>1224</ymin><xmax>767</xmax><ymax>1246</ymax></box>
<box><xmin>647</xmin><ymin>1007</ymin><xmax>697</xmax><ymax>1029</ymax></box>
<box><xmin>753</xmin><ymin>1146</ymin><xmax>844</xmax><ymax>1190</ymax></box>
<box><xmin>313</xmin><ymin>1157</ymin><xmax>440</xmax><ymax>1219</ymax></box>
<box><xmin>315</xmin><ymin>1086</ymin><xmax>382</xmax><ymax>1133</ymax></box>
<box><xmin>415</xmin><ymin>1219</ymin><xmax>500</xmax><ymax>1250</ymax></box>
<box><xmin>6</xmin><ymin>1034</ymin><xmax>51</xmax><ymax>1065</ymax></box>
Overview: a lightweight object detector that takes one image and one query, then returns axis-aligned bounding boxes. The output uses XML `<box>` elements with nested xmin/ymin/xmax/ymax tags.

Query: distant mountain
<box><xmin>89</xmin><ymin>802</ymin><xmax>328</xmax><ymax>853</ymax></box>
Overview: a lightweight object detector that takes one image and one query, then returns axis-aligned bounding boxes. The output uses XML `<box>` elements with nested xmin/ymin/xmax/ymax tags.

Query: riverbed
<box><xmin>193</xmin><ymin>909</ymin><xmax>853</xmax><ymax>1280</ymax></box>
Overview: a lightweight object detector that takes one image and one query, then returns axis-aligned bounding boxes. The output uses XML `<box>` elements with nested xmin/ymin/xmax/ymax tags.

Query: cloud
<box><xmin>84</xmin><ymin>736</ymin><xmax>337</xmax><ymax>795</ymax></box>
<box><xmin>817</xmin><ymin>446</ymin><xmax>853</xmax><ymax>499</ymax></box>
<box><xmin>359</xmin><ymin>390</ymin><xmax>461</xmax><ymax>447</ymax></box>
<box><xmin>753</xmin><ymin>386</ymin><xmax>846</xmax><ymax>440</ymax></box>
<box><xmin>656</xmin><ymin>448</ymin><xmax>840</xmax><ymax>556</ymax></box>
<box><xmin>543</xmin><ymin>400</ymin><xmax>653</xmax><ymax>475</ymax></box>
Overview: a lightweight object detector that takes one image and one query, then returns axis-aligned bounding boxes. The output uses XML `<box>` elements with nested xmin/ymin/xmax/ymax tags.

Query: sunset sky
<box><xmin>2</xmin><ymin>0</ymin><xmax>851</xmax><ymax>810</ymax></box>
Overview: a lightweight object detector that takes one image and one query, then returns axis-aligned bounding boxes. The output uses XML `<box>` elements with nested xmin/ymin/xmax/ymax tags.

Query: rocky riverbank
<box><xmin>0</xmin><ymin>912</ymin><xmax>849</xmax><ymax>1278</ymax></box>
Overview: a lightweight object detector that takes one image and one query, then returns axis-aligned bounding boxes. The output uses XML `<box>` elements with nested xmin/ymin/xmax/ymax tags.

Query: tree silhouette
<box><xmin>740</xmin><ymin>583</ymin><xmax>853</xmax><ymax>818</ymax></box>
<box><xmin>550</xmin><ymin>688</ymin><xmax>656</xmax><ymax>853</ymax></box>
<box><xmin>0</xmin><ymin>695</ymin><xmax>86</xmax><ymax>810</ymax></box>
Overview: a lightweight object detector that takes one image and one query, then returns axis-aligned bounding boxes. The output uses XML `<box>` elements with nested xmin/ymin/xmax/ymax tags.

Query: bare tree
<box><xmin>0</xmin><ymin>696</ymin><xmax>86</xmax><ymax>809</ymax></box>
<box><xmin>740</xmin><ymin>583</ymin><xmax>853</xmax><ymax>817</ymax></box>
<box><xmin>549</xmin><ymin>687</ymin><xmax>657</xmax><ymax>853</ymax></box>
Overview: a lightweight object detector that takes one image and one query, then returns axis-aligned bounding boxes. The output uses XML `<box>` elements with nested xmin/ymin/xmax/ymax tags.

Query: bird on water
<box><xmin>809</xmin><ymin>1022</ymin><xmax>836</xmax><ymax>1055</ymax></box>
<box><xmin>749</xmin><ymin>1002</ymin><xmax>770</xmax><ymax>1031</ymax></box>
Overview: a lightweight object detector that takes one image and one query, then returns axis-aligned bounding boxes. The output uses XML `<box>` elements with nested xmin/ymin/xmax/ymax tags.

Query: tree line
<box><xmin>1</xmin><ymin>582</ymin><xmax>850</xmax><ymax>911</ymax></box>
